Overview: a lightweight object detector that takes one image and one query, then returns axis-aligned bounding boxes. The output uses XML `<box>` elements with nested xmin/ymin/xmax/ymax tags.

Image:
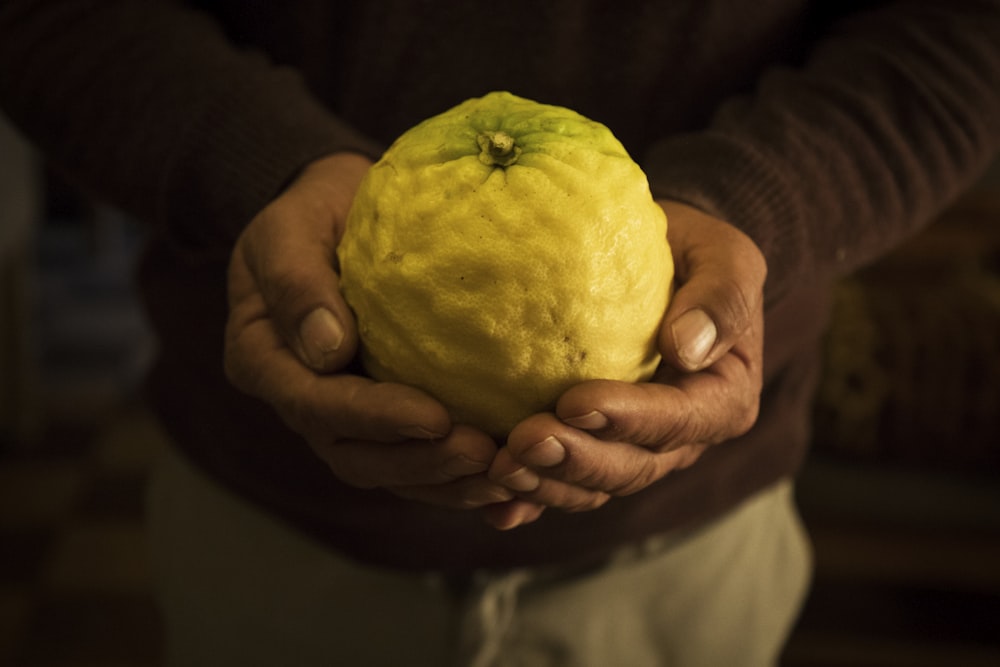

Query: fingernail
<box><xmin>672</xmin><ymin>308</ymin><xmax>717</xmax><ymax>370</ymax></box>
<box><xmin>300</xmin><ymin>308</ymin><xmax>345</xmax><ymax>369</ymax></box>
<box><xmin>443</xmin><ymin>455</ymin><xmax>490</xmax><ymax>477</ymax></box>
<box><xmin>523</xmin><ymin>436</ymin><xmax>566</xmax><ymax>467</ymax></box>
<box><xmin>500</xmin><ymin>467</ymin><xmax>540</xmax><ymax>492</ymax></box>
<box><xmin>398</xmin><ymin>425</ymin><xmax>447</xmax><ymax>440</ymax></box>
<box><xmin>563</xmin><ymin>410</ymin><xmax>609</xmax><ymax>431</ymax></box>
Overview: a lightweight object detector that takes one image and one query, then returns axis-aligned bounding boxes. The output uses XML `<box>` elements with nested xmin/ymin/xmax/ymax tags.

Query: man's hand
<box><xmin>224</xmin><ymin>152</ymin><xmax>514</xmax><ymax>510</ymax></box>
<box><xmin>484</xmin><ymin>201</ymin><xmax>767</xmax><ymax>529</ymax></box>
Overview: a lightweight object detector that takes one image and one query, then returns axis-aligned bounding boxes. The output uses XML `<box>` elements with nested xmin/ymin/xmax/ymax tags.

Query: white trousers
<box><xmin>147</xmin><ymin>445</ymin><xmax>812</xmax><ymax>667</ymax></box>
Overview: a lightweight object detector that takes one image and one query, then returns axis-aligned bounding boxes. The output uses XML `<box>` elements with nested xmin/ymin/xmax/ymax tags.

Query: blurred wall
<box><xmin>0</xmin><ymin>114</ymin><xmax>41</xmax><ymax>444</ymax></box>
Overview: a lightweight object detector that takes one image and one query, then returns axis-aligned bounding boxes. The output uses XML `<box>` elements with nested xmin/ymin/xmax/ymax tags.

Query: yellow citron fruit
<box><xmin>337</xmin><ymin>91</ymin><xmax>673</xmax><ymax>437</ymax></box>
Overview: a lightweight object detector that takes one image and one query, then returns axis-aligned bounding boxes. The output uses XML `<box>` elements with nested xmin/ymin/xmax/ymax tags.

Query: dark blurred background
<box><xmin>1</xmin><ymin>111</ymin><xmax>999</xmax><ymax>666</ymax></box>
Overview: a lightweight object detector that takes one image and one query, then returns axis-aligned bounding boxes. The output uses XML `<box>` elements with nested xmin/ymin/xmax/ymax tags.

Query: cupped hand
<box><xmin>484</xmin><ymin>201</ymin><xmax>767</xmax><ymax>529</ymax></box>
<box><xmin>224</xmin><ymin>152</ymin><xmax>514</xmax><ymax>510</ymax></box>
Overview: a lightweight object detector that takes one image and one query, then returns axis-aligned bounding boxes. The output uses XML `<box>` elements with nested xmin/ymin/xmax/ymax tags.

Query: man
<box><xmin>2</xmin><ymin>1</ymin><xmax>998</xmax><ymax>664</ymax></box>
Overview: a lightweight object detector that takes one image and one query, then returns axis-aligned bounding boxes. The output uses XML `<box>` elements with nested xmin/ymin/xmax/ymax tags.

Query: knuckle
<box><xmin>323</xmin><ymin>453</ymin><xmax>380</xmax><ymax>490</ymax></box>
<box><xmin>285</xmin><ymin>398</ymin><xmax>328</xmax><ymax>443</ymax></box>
<box><xmin>732</xmin><ymin>393</ymin><xmax>761</xmax><ymax>437</ymax></box>
<box><xmin>222</xmin><ymin>338</ymin><xmax>265</xmax><ymax>397</ymax></box>
<box><xmin>566</xmin><ymin>451</ymin><xmax>661</xmax><ymax>498</ymax></box>
<box><xmin>748</xmin><ymin>244</ymin><xmax>768</xmax><ymax>283</ymax></box>
<box><xmin>565</xmin><ymin>492</ymin><xmax>610</xmax><ymax>513</ymax></box>
<box><xmin>221</xmin><ymin>345</ymin><xmax>243</xmax><ymax>388</ymax></box>
<box><xmin>266</xmin><ymin>267</ymin><xmax>319</xmax><ymax>317</ymax></box>
<box><xmin>725</xmin><ymin>224</ymin><xmax>768</xmax><ymax>281</ymax></box>
<box><xmin>611</xmin><ymin>457</ymin><xmax>664</xmax><ymax>496</ymax></box>
<box><xmin>458</xmin><ymin>496</ymin><xmax>486</xmax><ymax>510</ymax></box>
<box><xmin>714</xmin><ymin>273</ymin><xmax>758</xmax><ymax>337</ymax></box>
<box><xmin>720</xmin><ymin>377</ymin><xmax>762</xmax><ymax>440</ymax></box>
<box><xmin>572</xmin><ymin>466</ymin><xmax>614</xmax><ymax>492</ymax></box>
<box><xmin>457</xmin><ymin>486</ymin><xmax>511</xmax><ymax>509</ymax></box>
<box><xmin>647</xmin><ymin>406</ymin><xmax>695</xmax><ymax>449</ymax></box>
<box><xmin>677</xmin><ymin>444</ymin><xmax>708</xmax><ymax>470</ymax></box>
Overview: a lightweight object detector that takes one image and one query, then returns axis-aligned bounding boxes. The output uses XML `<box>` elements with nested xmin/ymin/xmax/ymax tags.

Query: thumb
<box><xmin>657</xmin><ymin>201</ymin><xmax>767</xmax><ymax>371</ymax></box>
<box><xmin>238</xmin><ymin>153</ymin><xmax>372</xmax><ymax>374</ymax></box>
<box><xmin>291</xmin><ymin>294</ymin><xmax>358</xmax><ymax>375</ymax></box>
<box><xmin>232</xmin><ymin>219</ymin><xmax>360</xmax><ymax>374</ymax></box>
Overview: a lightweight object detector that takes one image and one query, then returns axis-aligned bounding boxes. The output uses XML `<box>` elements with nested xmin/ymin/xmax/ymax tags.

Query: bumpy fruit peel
<box><xmin>337</xmin><ymin>91</ymin><xmax>674</xmax><ymax>437</ymax></box>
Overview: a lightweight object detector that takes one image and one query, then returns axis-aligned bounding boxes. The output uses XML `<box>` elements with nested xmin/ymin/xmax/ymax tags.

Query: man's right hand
<box><xmin>223</xmin><ymin>152</ymin><xmax>514</xmax><ymax>510</ymax></box>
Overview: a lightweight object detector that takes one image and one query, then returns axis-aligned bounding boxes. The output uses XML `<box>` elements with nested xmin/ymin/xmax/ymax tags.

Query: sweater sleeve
<box><xmin>644</xmin><ymin>0</ymin><xmax>1000</xmax><ymax>304</ymax></box>
<box><xmin>0</xmin><ymin>0</ymin><xmax>381</xmax><ymax>252</ymax></box>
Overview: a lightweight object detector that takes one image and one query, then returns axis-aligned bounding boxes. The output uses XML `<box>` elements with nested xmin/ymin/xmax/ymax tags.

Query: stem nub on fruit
<box><xmin>477</xmin><ymin>130</ymin><xmax>521</xmax><ymax>167</ymax></box>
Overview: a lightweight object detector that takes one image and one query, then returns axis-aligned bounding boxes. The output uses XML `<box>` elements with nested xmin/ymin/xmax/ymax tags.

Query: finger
<box><xmin>492</xmin><ymin>415</ymin><xmax>709</xmax><ymax>508</ymax></box>
<box><xmin>481</xmin><ymin>500</ymin><xmax>546</xmax><ymax>530</ymax></box>
<box><xmin>225</xmin><ymin>295</ymin><xmax>451</xmax><ymax>442</ymax></box>
<box><xmin>492</xmin><ymin>417</ymin><xmax>616</xmax><ymax>504</ymax></box>
<box><xmin>314</xmin><ymin>425</ymin><xmax>500</xmax><ymax>489</ymax></box>
<box><xmin>389</xmin><ymin>475</ymin><xmax>515</xmax><ymax>510</ymax></box>
<box><xmin>657</xmin><ymin>201</ymin><xmax>767</xmax><ymax>371</ymax></box>
<box><xmin>497</xmin><ymin>414</ymin><xmax>702</xmax><ymax>496</ymax></box>
<box><xmin>556</xmin><ymin>371</ymin><xmax>760</xmax><ymax>451</ymax></box>
<box><xmin>501</xmin><ymin>445</ymin><xmax>703</xmax><ymax>507</ymax></box>
<box><xmin>492</xmin><ymin>460</ymin><xmax>612</xmax><ymax>513</ymax></box>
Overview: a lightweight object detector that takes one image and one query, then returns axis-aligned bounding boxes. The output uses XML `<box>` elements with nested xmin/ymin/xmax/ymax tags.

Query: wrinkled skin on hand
<box><xmin>224</xmin><ymin>155</ymin><xmax>766</xmax><ymax>529</ymax></box>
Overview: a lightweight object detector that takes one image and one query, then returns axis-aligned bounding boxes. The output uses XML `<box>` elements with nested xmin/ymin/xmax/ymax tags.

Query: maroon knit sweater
<box><xmin>2</xmin><ymin>0</ymin><xmax>999</xmax><ymax>572</ymax></box>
